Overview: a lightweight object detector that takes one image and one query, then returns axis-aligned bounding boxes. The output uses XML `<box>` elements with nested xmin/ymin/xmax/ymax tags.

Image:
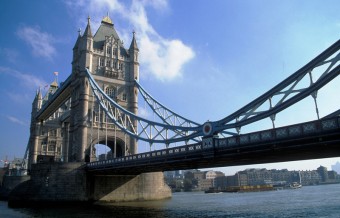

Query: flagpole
<box><xmin>54</xmin><ymin>72</ymin><xmax>59</xmax><ymax>85</ymax></box>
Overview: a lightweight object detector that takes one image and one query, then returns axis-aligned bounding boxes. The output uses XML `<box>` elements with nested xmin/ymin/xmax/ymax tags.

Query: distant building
<box><xmin>328</xmin><ymin>171</ymin><xmax>337</xmax><ymax>181</ymax></box>
<box><xmin>317</xmin><ymin>166</ymin><xmax>329</xmax><ymax>182</ymax></box>
<box><xmin>173</xmin><ymin>166</ymin><xmax>339</xmax><ymax>192</ymax></box>
<box><xmin>214</xmin><ymin>167</ymin><xmax>335</xmax><ymax>190</ymax></box>
<box><xmin>6</xmin><ymin>158</ymin><xmax>27</xmax><ymax>176</ymax></box>
<box><xmin>204</xmin><ymin>170</ymin><xmax>224</xmax><ymax>180</ymax></box>
<box><xmin>238</xmin><ymin>168</ymin><xmax>272</xmax><ymax>186</ymax></box>
<box><xmin>164</xmin><ymin>170</ymin><xmax>185</xmax><ymax>179</ymax></box>
<box><xmin>331</xmin><ymin>162</ymin><xmax>340</xmax><ymax>174</ymax></box>
<box><xmin>215</xmin><ymin>173</ymin><xmax>248</xmax><ymax>189</ymax></box>
<box><xmin>198</xmin><ymin>179</ymin><xmax>213</xmax><ymax>191</ymax></box>
<box><xmin>300</xmin><ymin>170</ymin><xmax>321</xmax><ymax>185</ymax></box>
<box><xmin>192</xmin><ymin>170</ymin><xmax>205</xmax><ymax>181</ymax></box>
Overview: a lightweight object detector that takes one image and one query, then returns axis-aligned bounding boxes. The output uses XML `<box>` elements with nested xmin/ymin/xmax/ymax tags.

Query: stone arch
<box><xmin>91</xmin><ymin>137</ymin><xmax>125</xmax><ymax>160</ymax></box>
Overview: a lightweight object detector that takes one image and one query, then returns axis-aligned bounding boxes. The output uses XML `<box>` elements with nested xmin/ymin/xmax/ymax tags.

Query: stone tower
<box><xmin>28</xmin><ymin>80</ymin><xmax>63</xmax><ymax>169</ymax></box>
<box><xmin>27</xmin><ymin>15</ymin><xmax>139</xmax><ymax>166</ymax></box>
<box><xmin>69</xmin><ymin>15</ymin><xmax>139</xmax><ymax>162</ymax></box>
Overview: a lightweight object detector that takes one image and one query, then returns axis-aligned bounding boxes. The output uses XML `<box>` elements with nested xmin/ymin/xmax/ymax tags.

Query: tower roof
<box><xmin>129</xmin><ymin>31</ymin><xmax>139</xmax><ymax>51</ymax></box>
<box><xmin>93</xmin><ymin>15</ymin><xmax>121</xmax><ymax>49</ymax></box>
<box><xmin>50</xmin><ymin>80</ymin><xmax>58</xmax><ymax>88</ymax></box>
<box><xmin>102</xmin><ymin>15</ymin><xmax>113</xmax><ymax>25</ymax></box>
<box><xmin>83</xmin><ymin>16</ymin><xmax>92</xmax><ymax>37</ymax></box>
<box><xmin>73</xmin><ymin>29</ymin><xmax>82</xmax><ymax>50</ymax></box>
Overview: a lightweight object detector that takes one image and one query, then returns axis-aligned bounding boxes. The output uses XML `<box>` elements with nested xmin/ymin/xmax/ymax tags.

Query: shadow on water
<box><xmin>1</xmin><ymin>198</ymin><xmax>174</xmax><ymax>218</ymax></box>
<box><xmin>1</xmin><ymin>184</ymin><xmax>340</xmax><ymax>218</ymax></box>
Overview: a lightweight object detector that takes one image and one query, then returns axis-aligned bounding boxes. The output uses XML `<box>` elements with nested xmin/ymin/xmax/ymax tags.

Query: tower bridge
<box><xmin>7</xmin><ymin>15</ymin><xmax>340</xmax><ymax>206</ymax></box>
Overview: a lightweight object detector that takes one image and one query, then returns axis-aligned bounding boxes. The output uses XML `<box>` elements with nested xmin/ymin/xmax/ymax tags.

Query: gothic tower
<box><xmin>69</xmin><ymin>15</ymin><xmax>139</xmax><ymax>162</ymax></box>
<box><xmin>27</xmin><ymin>89</ymin><xmax>42</xmax><ymax>169</ymax></box>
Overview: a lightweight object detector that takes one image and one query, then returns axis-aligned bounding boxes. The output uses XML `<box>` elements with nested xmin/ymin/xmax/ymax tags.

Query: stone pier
<box><xmin>8</xmin><ymin>162</ymin><xmax>171</xmax><ymax>207</ymax></box>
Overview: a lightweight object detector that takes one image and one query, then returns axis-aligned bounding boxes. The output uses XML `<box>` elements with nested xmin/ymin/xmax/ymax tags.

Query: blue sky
<box><xmin>0</xmin><ymin>0</ymin><xmax>339</xmax><ymax>174</ymax></box>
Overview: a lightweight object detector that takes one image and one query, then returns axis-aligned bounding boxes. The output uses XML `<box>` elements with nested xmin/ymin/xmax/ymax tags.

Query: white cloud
<box><xmin>0</xmin><ymin>48</ymin><xmax>19</xmax><ymax>63</ymax></box>
<box><xmin>16</xmin><ymin>25</ymin><xmax>56</xmax><ymax>60</ymax></box>
<box><xmin>138</xmin><ymin>107</ymin><xmax>150</xmax><ymax>119</ymax></box>
<box><xmin>64</xmin><ymin>0</ymin><xmax>195</xmax><ymax>81</ymax></box>
<box><xmin>7</xmin><ymin>115</ymin><xmax>27</xmax><ymax>126</ymax></box>
<box><xmin>0</xmin><ymin>66</ymin><xmax>47</xmax><ymax>90</ymax></box>
<box><xmin>140</xmin><ymin>37</ymin><xmax>195</xmax><ymax>81</ymax></box>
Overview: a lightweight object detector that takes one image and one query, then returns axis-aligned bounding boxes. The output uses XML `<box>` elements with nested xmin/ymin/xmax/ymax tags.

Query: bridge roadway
<box><xmin>86</xmin><ymin>116</ymin><xmax>340</xmax><ymax>175</ymax></box>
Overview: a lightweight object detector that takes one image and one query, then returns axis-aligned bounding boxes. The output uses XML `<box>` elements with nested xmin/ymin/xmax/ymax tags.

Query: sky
<box><xmin>0</xmin><ymin>0</ymin><xmax>339</xmax><ymax>174</ymax></box>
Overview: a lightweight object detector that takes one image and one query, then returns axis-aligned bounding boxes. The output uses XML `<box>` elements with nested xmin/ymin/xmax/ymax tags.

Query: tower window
<box><xmin>122</xmin><ymin>93</ymin><xmax>127</xmax><ymax>101</ymax></box>
<box><xmin>99</xmin><ymin>58</ymin><xmax>104</xmax><ymax>67</ymax></box>
<box><xmin>41</xmin><ymin>141</ymin><xmax>47</xmax><ymax>152</ymax></box>
<box><xmin>107</xmin><ymin>46</ymin><xmax>112</xmax><ymax>55</ymax></box>
<box><xmin>105</xmin><ymin>87</ymin><xmax>115</xmax><ymax>99</ymax></box>
<box><xmin>106</xmin><ymin>60</ymin><xmax>111</xmax><ymax>67</ymax></box>
<box><xmin>48</xmin><ymin>141</ymin><xmax>56</xmax><ymax>151</ymax></box>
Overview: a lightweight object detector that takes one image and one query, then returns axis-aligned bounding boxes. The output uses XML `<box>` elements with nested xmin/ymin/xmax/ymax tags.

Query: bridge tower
<box><xmin>27</xmin><ymin>89</ymin><xmax>42</xmax><ymax>169</ymax></box>
<box><xmin>69</xmin><ymin>15</ymin><xmax>139</xmax><ymax>162</ymax></box>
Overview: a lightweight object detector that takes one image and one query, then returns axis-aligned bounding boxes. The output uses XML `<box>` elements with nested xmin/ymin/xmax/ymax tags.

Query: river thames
<box><xmin>1</xmin><ymin>183</ymin><xmax>339</xmax><ymax>217</ymax></box>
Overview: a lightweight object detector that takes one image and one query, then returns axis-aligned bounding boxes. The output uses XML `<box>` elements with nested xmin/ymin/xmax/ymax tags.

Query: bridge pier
<box><xmin>89</xmin><ymin>172</ymin><xmax>171</xmax><ymax>202</ymax></box>
<box><xmin>8</xmin><ymin>162</ymin><xmax>171</xmax><ymax>207</ymax></box>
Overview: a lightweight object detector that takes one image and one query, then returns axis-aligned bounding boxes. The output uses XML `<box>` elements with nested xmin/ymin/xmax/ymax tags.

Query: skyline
<box><xmin>0</xmin><ymin>0</ymin><xmax>339</xmax><ymax>174</ymax></box>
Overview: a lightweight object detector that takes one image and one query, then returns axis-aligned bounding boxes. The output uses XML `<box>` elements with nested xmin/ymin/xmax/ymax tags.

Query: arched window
<box><xmin>106</xmin><ymin>46</ymin><xmax>111</xmax><ymax>55</ymax></box>
<box><xmin>105</xmin><ymin>87</ymin><xmax>115</xmax><ymax>99</ymax></box>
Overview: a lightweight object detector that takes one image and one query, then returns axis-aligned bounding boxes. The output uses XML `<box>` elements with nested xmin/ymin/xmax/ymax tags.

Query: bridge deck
<box><xmin>86</xmin><ymin>117</ymin><xmax>340</xmax><ymax>175</ymax></box>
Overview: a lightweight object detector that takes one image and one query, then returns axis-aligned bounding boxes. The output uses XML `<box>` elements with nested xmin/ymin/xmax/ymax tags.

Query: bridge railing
<box><xmin>87</xmin><ymin>142</ymin><xmax>202</xmax><ymax>169</ymax></box>
<box><xmin>87</xmin><ymin>117</ymin><xmax>340</xmax><ymax>170</ymax></box>
<box><xmin>216</xmin><ymin>117</ymin><xmax>340</xmax><ymax>148</ymax></box>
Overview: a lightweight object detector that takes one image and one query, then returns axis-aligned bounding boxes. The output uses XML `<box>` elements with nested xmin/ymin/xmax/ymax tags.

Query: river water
<box><xmin>1</xmin><ymin>184</ymin><xmax>339</xmax><ymax>218</ymax></box>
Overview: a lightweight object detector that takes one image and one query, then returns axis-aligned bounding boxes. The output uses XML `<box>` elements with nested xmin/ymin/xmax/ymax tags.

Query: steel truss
<box><xmin>86</xmin><ymin>39</ymin><xmax>340</xmax><ymax>145</ymax></box>
<box><xmin>86</xmin><ymin>69</ymin><xmax>202</xmax><ymax>145</ymax></box>
<box><xmin>135</xmin><ymin>80</ymin><xmax>201</xmax><ymax>143</ymax></box>
<box><xmin>136</xmin><ymin>80</ymin><xmax>238</xmax><ymax>137</ymax></box>
<box><xmin>210</xmin><ymin>39</ymin><xmax>340</xmax><ymax>134</ymax></box>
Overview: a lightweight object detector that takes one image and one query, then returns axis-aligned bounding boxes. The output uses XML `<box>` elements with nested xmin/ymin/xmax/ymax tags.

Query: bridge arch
<box><xmin>91</xmin><ymin>137</ymin><xmax>125</xmax><ymax>161</ymax></box>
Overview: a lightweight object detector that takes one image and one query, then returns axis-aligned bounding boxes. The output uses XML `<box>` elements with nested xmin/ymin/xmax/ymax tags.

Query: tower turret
<box><xmin>32</xmin><ymin>88</ymin><xmax>43</xmax><ymax>112</ymax></box>
<box><xmin>128</xmin><ymin>31</ymin><xmax>139</xmax><ymax>154</ymax></box>
<box><xmin>72</xmin><ymin>29</ymin><xmax>82</xmax><ymax>71</ymax></box>
<box><xmin>28</xmin><ymin>88</ymin><xmax>43</xmax><ymax>169</ymax></box>
<box><xmin>79</xmin><ymin>16</ymin><xmax>93</xmax><ymax>71</ymax></box>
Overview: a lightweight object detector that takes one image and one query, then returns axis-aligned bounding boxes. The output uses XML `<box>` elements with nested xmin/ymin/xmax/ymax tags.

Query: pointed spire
<box><xmin>33</xmin><ymin>87</ymin><xmax>42</xmax><ymax>109</ymax></box>
<box><xmin>73</xmin><ymin>28</ymin><xmax>82</xmax><ymax>50</ymax></box>
<box><xmin>83</xmin><ymin>15</ymin><xmax>92</xmax><ymax>37</ymax></box>
<box><xmin>129</xmin><ymin>30</ymin><xmax>139</xmax><ymax>51</ymax></box>
<box><xmin>37</xmin><ymin>87</ymin><xmax>42</xmax><ymax>100</ymax></box>
<box><xmin>34</xmin><ymin>89</ymin><xmax>39</xmax><ymax>100</ymax></box>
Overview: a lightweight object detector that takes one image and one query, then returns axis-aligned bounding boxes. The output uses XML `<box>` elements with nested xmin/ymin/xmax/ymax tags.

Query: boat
<box><xmin>290</xmin><ymin>171</ymin><xmax>302</xmax><ymax>189</ymax></box>
<box><xmin>290</xmin><ymin>182</ymin><xmax>302</xmax><ymax>189</ymax></box>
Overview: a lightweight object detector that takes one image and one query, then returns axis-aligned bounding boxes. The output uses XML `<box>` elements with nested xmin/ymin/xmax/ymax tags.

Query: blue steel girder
<box><xmin>86</xmin><ymin>69</ymin><xmax>202</xmax><ymax>145</ymax></box>
<box><xmin>86</xmin><ymin>39</ymin><xmax>339</xmax><ymax>144</ymax></box>
<box><xmin>135</xmin><ymin>80</ymin><xmax>200</xmax><ymax>127</ymax></box>
<box><xmin>135</xmin><ymin>80</ymin><xmax>201</xmax><ymax>143</ymax></box>
<box><xmin>135</xmin><ymin>79</ymin><xmax>238</xmax><ymax>137</ymax></box>
<box><xmin>209</xmin><ymin>39</ymin><xmax>340</xmax><ymax>135</ymax></box>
